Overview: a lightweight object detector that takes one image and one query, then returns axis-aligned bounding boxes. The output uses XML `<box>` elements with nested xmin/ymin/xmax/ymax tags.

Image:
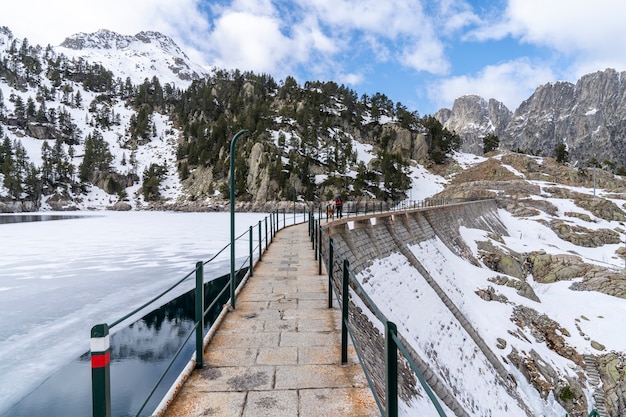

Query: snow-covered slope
<box><xmin>350</xmin><ymin>151</ymin><xmax>626</xmax><ymax>416</ymax></box>
<box><xmin>0</xmin><ymin>29</ymin><xmax>191</xmax><ymax>210</ymax></box>
<box><xmin>57</xmin><ymin>29</ymin><xmax>207</xmax><ymax>88</ymax></box>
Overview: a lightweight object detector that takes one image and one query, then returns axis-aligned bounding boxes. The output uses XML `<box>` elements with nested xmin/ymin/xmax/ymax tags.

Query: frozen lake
<box><xmin>0</xmin><ymin>211</ymin><xmax>271</xmax><ymax>415</ymax></box>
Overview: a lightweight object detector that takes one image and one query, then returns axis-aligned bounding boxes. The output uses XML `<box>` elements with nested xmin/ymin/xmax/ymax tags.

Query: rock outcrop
<box><xmin>435</xmin><ymin>95</ymin><xmax>512</xmax><ymax>155</ymax></box>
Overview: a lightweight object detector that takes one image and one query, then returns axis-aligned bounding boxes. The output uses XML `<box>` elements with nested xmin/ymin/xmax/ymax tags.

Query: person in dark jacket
<box><xmin>335</xmin><ymin>195</ymin><xmax>343</xmax><ymax>218</ymax></box>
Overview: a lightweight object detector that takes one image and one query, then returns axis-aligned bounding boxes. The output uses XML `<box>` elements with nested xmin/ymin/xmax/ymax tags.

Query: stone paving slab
<box><xmin>162</xmin><ymin>223</ymin><xmax>379</xmax><ymax>417</ymax></box>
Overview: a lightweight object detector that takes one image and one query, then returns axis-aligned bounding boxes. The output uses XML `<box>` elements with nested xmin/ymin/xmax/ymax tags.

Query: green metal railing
<box><xmin>310</xmin><ymin>199</ymin><xmax>452</xmax><ymax>417</ymax></box>
<box><xmin>319</xmin><ymin>198</ymin><xmax>453</xmax><ymax>222</ymax></box>
<box><xmin>90</xmin><ymin>207</ymin><xmax>310</xmax><ymax>417</ymax></box>
<box><xmin>321</xmin><ymin>237</ymin><xmax>448</xmax><ymax>417</ymax></box>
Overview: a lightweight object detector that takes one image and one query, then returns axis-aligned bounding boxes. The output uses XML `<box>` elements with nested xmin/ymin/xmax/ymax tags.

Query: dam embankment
<box><xmin>320</xmin><ymin>199</ymin><xmax>530</xmax><ymax>416</ymax></box>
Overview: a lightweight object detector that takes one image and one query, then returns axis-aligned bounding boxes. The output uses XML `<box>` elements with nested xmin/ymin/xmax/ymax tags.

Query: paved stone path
<box><xmin>162</xmin><ymin>222</ymin><xmax>379</xmax><ymax>417</ymax></box>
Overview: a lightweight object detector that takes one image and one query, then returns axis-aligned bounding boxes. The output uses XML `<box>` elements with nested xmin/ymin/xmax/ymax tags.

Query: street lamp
<box><xmin>230</xmin><ymin>129</ymin><xmax>248</xmax><ymax>309</ymax></box>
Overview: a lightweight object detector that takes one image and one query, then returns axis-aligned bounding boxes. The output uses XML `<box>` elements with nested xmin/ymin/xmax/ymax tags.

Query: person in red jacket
<box><xmin>335</xmin><ymin>194</ymin><xmax>343</xmax><ymax>218</ymax></box>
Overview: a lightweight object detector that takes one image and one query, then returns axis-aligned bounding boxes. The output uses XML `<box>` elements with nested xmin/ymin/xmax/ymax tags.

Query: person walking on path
<box><xmin>335</xmin><ymin>194</ymin><xmax>343</xmax><ymax>218</ymax></box>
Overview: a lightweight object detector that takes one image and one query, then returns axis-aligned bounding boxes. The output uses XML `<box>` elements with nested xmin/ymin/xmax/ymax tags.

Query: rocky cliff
<box><xmin>435</xmin><ymin>95</ymin><xmax>512</xmax><ymax>155</ymax></box>
<box><xmin>436</xmin><ymin>69</ymin><xmax>626</xmax><ymax>167</ymax></box>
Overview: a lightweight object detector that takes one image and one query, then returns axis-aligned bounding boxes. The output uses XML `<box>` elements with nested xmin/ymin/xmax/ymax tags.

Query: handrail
<box><xmin>329</xmin><ymin>242</ymin><xmax>448</xmax><ymax>416</ymax></box>
<box><xmin>90</xmin><ymin>207</ymin><xmax>308</xmax><ymax>417</ymax></box>
<box><xmin>316</xmin><ymin>199</ymin><xmax>456</xmax><ymax>417</ymax></box>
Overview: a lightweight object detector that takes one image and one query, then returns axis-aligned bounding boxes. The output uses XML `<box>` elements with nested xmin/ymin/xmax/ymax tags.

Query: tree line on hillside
<box><xmin>0</xmin><ymin>29</ymin><xmax>463</xmax><ymax>206</ymax></box>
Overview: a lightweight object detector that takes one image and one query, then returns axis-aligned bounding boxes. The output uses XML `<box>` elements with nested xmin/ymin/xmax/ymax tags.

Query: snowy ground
<box><xmin>351</xmin><ymin>152</ymin><xmax>626</xmax><ymax>416</ymax></box>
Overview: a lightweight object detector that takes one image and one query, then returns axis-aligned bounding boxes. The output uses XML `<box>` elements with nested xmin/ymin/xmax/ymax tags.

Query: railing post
<box><xmin>91</xmin><ymin>323</ymin><xmax>111</xmax><ymax>417</ymax></box>
<box><xmin>328</xmin><ymin>238</ymin><xmax>334</xmax><ymax>308</ymax></box>
<box><xmin>258</xmin><ymin>220</ymin><xmax>262</xmax><ymax>261</ymax></box>
<box><xmin>385</xmin><ymin>321</ymin><xmax>398</xmax><ymax>417</ymax></box>
<box><xmin>318</xmin><ymin>224</ymin><xmax>323</xmax><ymax>275</ymax></box>
<box><xmin>265</xmin><ymin>217</ymin><xmax>268</xmax><ymax>250</ymax></box>
<box><xmin>269</xmin><ymin>213</ymin><xmax>274</xmax><ymax>243</ymax></box>
<box><xmin>341</xmin><ymin>259</ymin><xmax>349</xmax><ymax>364</ymax></box>
<box><xmin>249</xmin><ymin>226</ymin><xmax>253</xmax><ymax>277</ymax></box>
<box><xmin>312</xmin><ymin>218</ymin><xmax>316</xmax><ymax>251</ymax></box>
<box><xmin>195</xmin><ymin>261</ymin><xmax>204</xmax><ymax>368</ymax></box>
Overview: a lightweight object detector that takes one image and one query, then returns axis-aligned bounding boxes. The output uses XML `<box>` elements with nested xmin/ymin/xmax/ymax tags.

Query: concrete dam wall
<box><xmin>320</xmin><ymin>200</ymin><xmax>532</xmax><ymax>416</ymax></box>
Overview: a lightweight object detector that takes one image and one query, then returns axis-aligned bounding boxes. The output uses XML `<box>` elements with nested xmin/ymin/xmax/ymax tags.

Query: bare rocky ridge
<box><xmin>435</xmin><ymin>95</ymin><xmax>512</xmax><ymax>155</ymax></box>
<box><xmin>436</xmin><ymin>69</ymin><xmax>626</xmax><ymax>168</ymax></box>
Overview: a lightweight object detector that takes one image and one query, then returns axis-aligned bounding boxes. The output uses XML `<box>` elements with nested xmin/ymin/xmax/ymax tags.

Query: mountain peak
<box><xmin>58</xmin><ymin>29</ymin><xmax>206</xmax><ymax>86</ymax></box>
<box><xmin>60</xmin><ymin>29</ymin><xmax>131</xmax><ymax>50</ymax></box>
<box><xmin>435</xmin><ymin>95</ymin><xmax>512</xmax><ymax>154</ymax></box>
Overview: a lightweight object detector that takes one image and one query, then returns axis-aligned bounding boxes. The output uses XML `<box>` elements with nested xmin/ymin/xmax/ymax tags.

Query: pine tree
<box><xmin>79</xmin><ymin>131</ymin><xmax>113</xmax><ymax>182</ymax></box>
<box><xmin>40</xmin><ymin>140</ymin><xmax>53</xmax><ymax>185</ymax></box>
<box><xmin>3</xmin><ymin>139</ymin><xmax>30</xmax><ymax>198</ymax></box>
<box><xmin>555</xmin><ymin>143</ymin><xmax>569</xmax><ymax>164</ymax></box>
<box><xmin>142</xmin><ymin>163</ymin><xmax>166</xmax><ymax>201</ymax></box>
<box><xmin>483</xmin><ymin>134</ymin><xmax>499</xmax><ymax>154</ymax></box>
<box><xmin>13</xmin><ymin>96</ymin><xmax>26</xmax><ymax>128</ymax></box>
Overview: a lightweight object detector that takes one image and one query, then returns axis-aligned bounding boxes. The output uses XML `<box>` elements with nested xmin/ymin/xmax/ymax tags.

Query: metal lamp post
<box><xmin>230</xmin><ymin>129</ymin><xmax>248</xmax><ymax>309</ymax></box>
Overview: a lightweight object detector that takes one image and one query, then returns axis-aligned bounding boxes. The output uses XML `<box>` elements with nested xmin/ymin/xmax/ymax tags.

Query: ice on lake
<box><xmin>0</xmin><ymin>211</ymin><xmax>271</xmax><ymax>413</ymax></box>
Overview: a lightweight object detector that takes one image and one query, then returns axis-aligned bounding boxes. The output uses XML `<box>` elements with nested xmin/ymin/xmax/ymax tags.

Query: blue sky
<box><xmin>4</xmin><ymin>0</ymin><xmax>626</xmax><ymax>115</ymax></box>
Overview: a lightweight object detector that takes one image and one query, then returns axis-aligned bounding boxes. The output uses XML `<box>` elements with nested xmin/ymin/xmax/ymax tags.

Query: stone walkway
<box><xmin>162</xmin><ymin>222</ymin><xmax>379</xmax><ymax>417</ymax></box>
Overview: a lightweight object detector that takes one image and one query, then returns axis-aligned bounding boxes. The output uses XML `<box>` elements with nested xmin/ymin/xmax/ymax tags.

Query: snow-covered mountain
<box><xmin>0</xmin><ymin>27</ymin><xmax>199</xmax><ymax>211</ymax></box>
<box><xmin>57</xmin><ymin>29</ymin><xmax>207</xmax><ymax>87</ymax></box>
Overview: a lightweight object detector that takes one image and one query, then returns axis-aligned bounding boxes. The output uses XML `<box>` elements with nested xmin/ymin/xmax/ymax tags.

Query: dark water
<box><xmin>0</xmin><ymin>214</ymin><xmax>84</xmax><ymax>224</ymax></box>
<box><xmin>5</xmin><ymin>269</ymin><xmax>247</xmax><ymax>417</ymax></box>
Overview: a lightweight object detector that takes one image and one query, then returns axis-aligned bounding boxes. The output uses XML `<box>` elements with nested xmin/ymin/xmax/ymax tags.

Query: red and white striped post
<box><xmin>91</xmin><ymin>323</ymin><xmax>111</xmax><ymax>417</ymax></box>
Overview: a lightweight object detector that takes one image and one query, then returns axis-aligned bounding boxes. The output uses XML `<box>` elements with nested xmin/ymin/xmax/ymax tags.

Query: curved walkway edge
<box><xmin>159</xmin><ymin>222</ymin><xmax>379</xmax><ymax>417</ymax></box>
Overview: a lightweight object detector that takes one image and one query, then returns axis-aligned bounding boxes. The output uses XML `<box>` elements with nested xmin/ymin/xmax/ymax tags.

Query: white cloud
<box><xmin>292</xmin><ymin>0</ymin><xmax>451</xmax><ymax>74</ymax></box>
<box><xmin>435</xmin><ymin>0</ymin><xmax>481</xmax><ymax>34</ymax></box>
<box><xmin>299</xmin><ymin>0</ymin><xmax>424</xmax><ymax>37</ymax></box>
<box><xmin>206</xmin><ymin>12</ymin><xmax>292</xmax><ymax>73</ymax></box>
<box><xmin>454</xmin><ymin>0</ymin><xmax>626</xmax><ymax>113</ymax></box>
<box><xmin>468</xmin><ymin>0</ymin><xmax>626</xmax><ymax>76</ymax></box>
<box><xmin>337</xmin><ymin>71</ymin><xmax>365</xmax><ymax>86</ymax></box>
<box><xmin>431</xmin><ymin>58</ymin><xmax>556</xmax><ymax>111</ymax></box>
<box><xmin>504</xmin><ymin>0</ymin><xmax>626</xmax><ymax>53</ymax></box>
<box><xmin>1</xmin><ymin>0</ymin><xmax>206</xmax><ymax>46</ymax></box>
<box><xmin>401</xmin><ymin>37</ymin><xmax>450</xmax><ymax>75</ymax></box>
